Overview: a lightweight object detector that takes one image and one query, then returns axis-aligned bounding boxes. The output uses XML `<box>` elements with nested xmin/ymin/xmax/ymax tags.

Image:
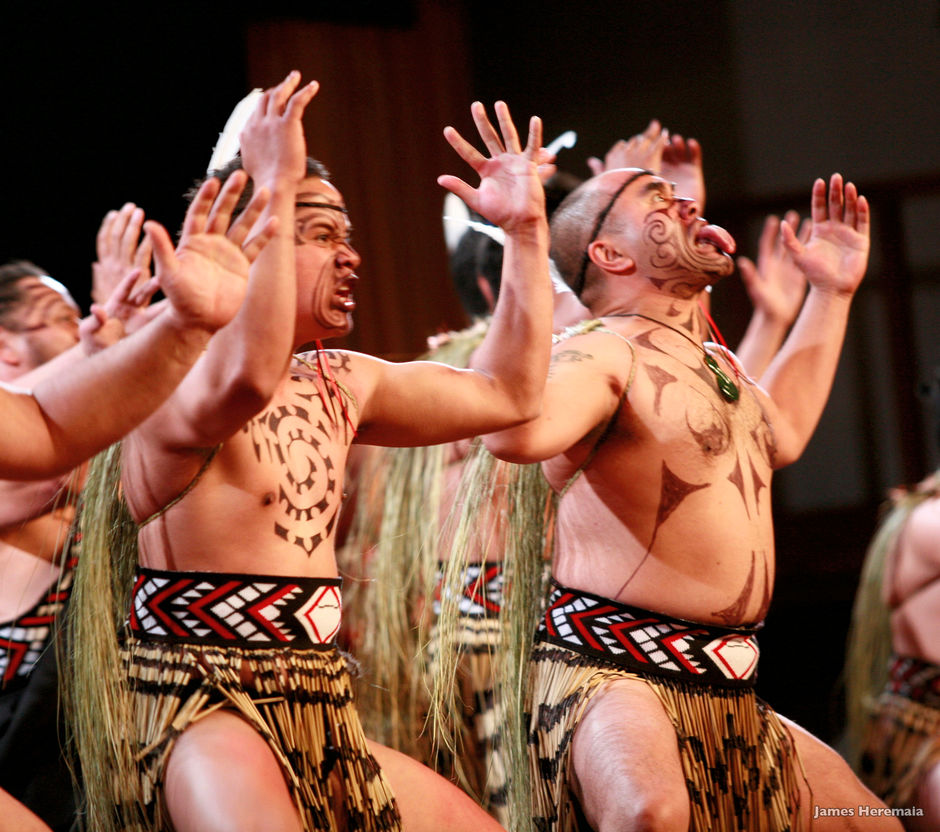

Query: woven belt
<box><xmin>887</xmin><ymin>655</ymin><xmax>940</xmax><ymax>708</ymax></box>
<box><xmin>433</xmin><ymin>561</ymin><xmax>505</xmax><ymax>618</ymax></box>
<box><xmin>129</xmin><ymin>567</ymin><xmax>342</xmax><ymax>649</ymax></box>
<box><xmin>0</xmin><ymin>565</ymin><xmax>74</xmax><ymax>685</ymax></box>
<box><xmin>537</xmin><ymin>581</ymin><xmax>761</xmax><ymax>689</ymax></box>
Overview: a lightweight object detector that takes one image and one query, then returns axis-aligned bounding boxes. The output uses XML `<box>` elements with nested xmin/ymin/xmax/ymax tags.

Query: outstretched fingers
<box><xmin>827</xmin><ymin>172</ymin><xmax>844</xmax><ymax>222</ymax></box>
<box><xmin>436</xmin><ymin>171</ymin><xmax>475</xmax><ymax>207</ymax></box>
<box><xmin>442</xmin><ymin>124</ymin><xmax>487</xmax><ymax>174</ymax></box>
<box><xmin>493</xmin><ymin>100</ymin><xmax>522</xmax><ymax>154</ymax></box>
<box><xmin>758</xmin><ymin>214</ymin><xmax>782</xmax><ymax>260</ymax></box>
<box><xmin>181</xmin><ymin>177</ymin><xmax>222</xmax><ymax>239</ymax></box>
<box><xmin>204</xmin><ymin>170</ymin><xmax>250</xmax><ymax>235</ymax></box>
<box><xmin>269</xmin><ymin>70</ymin><xmax>302</xmax><ymax>115</ymax></box>
<box><xmin>523</xmin><ymin>114</ymin><xmax>543</xmax><ymax>160</ymax></box>
<box><xmin>284</xmin><ymin>79</ymin><xmax>319</xmax><ymax>121</ymax></box>
<box><xmin>470</xmin><ymin>101</ymin><xmax>506</xmax><ymax>157</ymax></box>
<box><xmin>240</xmin><ymin>216</ymin><xmax>280</xmax><ymax>263</ymax></box>
<box><xmin>809</xmin><ymin>176</ymin><xmax>829</xmax><ymax>225</ymax></box>
<box><xmin>228</xmin><ymin>186</ymin><xmax>277</xmax><ymax>260</ymax></box>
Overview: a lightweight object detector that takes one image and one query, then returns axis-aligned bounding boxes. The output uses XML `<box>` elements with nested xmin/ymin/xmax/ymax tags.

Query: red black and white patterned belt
<box><xmin>128</xmin><ymin>566</ymin><xmax>342</xmax><ymax>649</ymax></box>
<box><xmin>433</xmin><ymin>561</ymin><xmax>505</xmax><ymax>618</ymax></box>
<box><xmin>0</xmin><ymin>563</ymin><xmax>74</xmax><ymax>686</ymax></box>
<box><xmin>537</xmin><ymin>580</ymin><xmax>761</xmax><ymax>689</ymax></box>
<box><xmin>887</xmin><ymin>655</ymin><xmax>940</xmax><ymax>708</ymax></box>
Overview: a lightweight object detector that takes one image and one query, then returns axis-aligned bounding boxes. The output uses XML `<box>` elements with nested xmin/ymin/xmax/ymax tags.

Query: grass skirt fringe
<box><xmin>860</xmin><ymin>692</ymin><xmax>940</xmax><ymax>809</ymax></box>
<box><xmin>119</xmin><ymin>638</ymin><xmax>401</xmax><ymax>831</ymax></box>
<box><xmin>528</xmin><ymin>644</ymin><xmax>804</xmax><ymax>832</ymax></box>
<box><xmin>426</xmin><ymin>614</ymin><xmax>508</xmax><ymax>825</ymax></box>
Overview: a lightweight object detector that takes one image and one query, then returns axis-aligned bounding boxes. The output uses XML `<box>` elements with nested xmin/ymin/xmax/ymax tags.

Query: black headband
<box><xmin>571</xmin><ymin>169</ymin><xmax>651</xmax><ymax>297</ymax></box>
<box><xmin>295</xmin><ymin>201</ymin><xmax>348</xmax><ymax>214</ymax></box>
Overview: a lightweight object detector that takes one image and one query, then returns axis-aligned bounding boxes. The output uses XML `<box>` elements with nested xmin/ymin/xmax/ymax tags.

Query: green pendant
<box><xmin>704</xmin><ymin>354</ymin><xmax>740</xmax><ymax>402</ymax></box>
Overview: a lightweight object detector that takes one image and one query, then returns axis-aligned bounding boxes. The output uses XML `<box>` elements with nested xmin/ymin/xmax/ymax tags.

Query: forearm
<box><xmin>470</xmin><ymin>219</ymin><xmax>552</xmax><ymax>420</ymax></box>
<box><xmin>735</xmin><ymin>308</ymin><xmax>790</xmax><ymax>381</ymax></box>
<box><xmin>10</xmin><ymin>316</ymin><xmax>212</xmax><ymax>479</ymax></box>
<box><xmin>183</xmin><ymin>185</ymin><xmax>297</xmax><ymax>413</ymax></box>
<box><xmin>13</xmin><ymin>343</ymin><xmax>88</xmax><ymax>389</ymax></box>
<box><xmin>761</xmin><ymin>287</ymin><xmax>853</xmax><ymax>465</ymax></box>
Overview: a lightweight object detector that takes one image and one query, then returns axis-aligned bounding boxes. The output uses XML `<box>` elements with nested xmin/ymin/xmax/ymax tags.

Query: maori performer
<box><xmin>846</xmin><ymin>381</ymin><xmax>940</xmax><ymax>832</ymax></box>
<box><xmin>478</xmin><ymin>166</ymin><xmax>901</xmax><ymax>830</ymax></box>
<box><xmin>0</xmin><ymin>208</ymin><xmax>160</xmax><ymax>831</ymax></box>
<box><xmin>70</xmin><ymin>72</ymin><xmax>551</xmax><ymax>832</ymax></box>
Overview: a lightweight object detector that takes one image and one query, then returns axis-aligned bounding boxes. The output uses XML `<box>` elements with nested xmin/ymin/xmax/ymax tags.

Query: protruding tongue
<box><xmin>697</xmin><ymin>224</ymin><xmax>736</xmax><ymax>255</ymax></box>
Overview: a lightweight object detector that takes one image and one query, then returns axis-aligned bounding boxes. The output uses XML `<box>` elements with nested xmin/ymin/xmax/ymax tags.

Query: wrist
<box><xmin>502</xmin><ymin>215</ymin><xmax>549</xmax><ymax>243</ymax></box>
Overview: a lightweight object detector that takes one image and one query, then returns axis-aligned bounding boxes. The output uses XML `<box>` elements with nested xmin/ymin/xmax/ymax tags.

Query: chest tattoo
<box><xmin>712</xmin><ymin>550</ymin><xmax>772</xmax><ymax>625</ymax></box>
<box><xmin>244</xmin><ymin>387</ymin><xmax>344</xmax><ymax>557</ymax></box>
<box><xmin>615</xmin><ymin>460</ymin><xmax>710</xmax><ymax>597</ymax></box>
<box><xmin>686</xmin><ymin>389</ymin><xmax>731</xmax><ymax>455</ymax></box>
<box><xmin>644</xmin><ymin>364</ymin><xmax>678</xmax><ymax>416</ymax></box>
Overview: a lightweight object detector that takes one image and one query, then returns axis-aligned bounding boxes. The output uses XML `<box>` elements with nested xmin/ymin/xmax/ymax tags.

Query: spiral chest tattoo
<box><xmin>243</xmin><ymin>380</ymin><xmax>351</xmax><ymax>558</ymax></box>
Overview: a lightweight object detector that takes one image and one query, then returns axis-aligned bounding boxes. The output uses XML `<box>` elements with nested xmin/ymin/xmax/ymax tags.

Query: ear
<box><xmin>475</xmin><ymin>274</ymin><xmax>496</xmax><ymax>313</ymax></box>
<box><xmin>0</xmin><ymin>331</ymin><xmax>23</xmax><ymax>369</ymax></box>
<box><xmin>587</xmin><ymin>240</ymin><xmax>635</xmax><ymax>275</ymax></box>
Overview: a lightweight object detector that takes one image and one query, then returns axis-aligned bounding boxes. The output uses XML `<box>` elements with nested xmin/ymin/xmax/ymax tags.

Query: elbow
<box><xmin>223</xmin><ymin>371</ymin><xmax>278</xmax><ymax>418</ymax></box>
<box><xmin>482</xmin><ymin>430</ymin><xmax>544</xmax><ymax>465</ymax></box>
<box><xmin>771</xmin><ymin>436</ymin><xmax>808</xmax><ymax>470</ymax></box>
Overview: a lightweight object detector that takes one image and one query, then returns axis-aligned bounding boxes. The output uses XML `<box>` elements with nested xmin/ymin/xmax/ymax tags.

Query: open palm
<box><xmin>783</xmin><ymin>174</ymin><xmax>870</xmax><ymax>296</ymax></box>
<box><xmin>438</xmin><ymin>101</ymin><xmax>545</xmax><ymax>233</ymax></box>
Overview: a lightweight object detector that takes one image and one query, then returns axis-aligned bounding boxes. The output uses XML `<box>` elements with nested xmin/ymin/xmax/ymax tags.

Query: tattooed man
<box><xmin>482</xmin><ymin>168</ymin><xmax>901</xmax><ymax>831</ymax></box>
<box><xmin>73</xmin><ymin>72</ymin><xmax>551</xmax><ymax>832</ymax></box>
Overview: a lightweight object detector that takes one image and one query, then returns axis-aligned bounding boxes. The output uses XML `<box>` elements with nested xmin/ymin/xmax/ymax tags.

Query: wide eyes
<box><xmin>296</xmin><ymin>218</ymin><xmax>352</xmax><ymax>249</ymax></box>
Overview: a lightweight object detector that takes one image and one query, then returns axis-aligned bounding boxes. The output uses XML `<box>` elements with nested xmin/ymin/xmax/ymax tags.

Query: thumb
<box><xmin>737</xmin><ymin>256</ymin><xmax>757</xmax><ymax>286</ymax></box>
<box><xmin>144</xmin><ymin>221</ymin><xmax>176</xmax><ymax>282</ymax></box>
<box><xmin>779</xmin><ymin>219</ymin><xmax>802</xmax><ymax>258</ymax></box>
<box><xmin>587</xmin><ymin>157</ymin><xmax>603</xmax><ymax>177</ymax></box>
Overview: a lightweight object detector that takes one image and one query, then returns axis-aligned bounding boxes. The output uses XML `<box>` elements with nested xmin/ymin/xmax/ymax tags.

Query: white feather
<box><xmin>443</xmin><ymin>215</ymin><xmax>506</xmax><ymax>246</ymax></box>
<box><xmin>442</xmin><ymin>192</ymin><xmax>472</xmax><ymax>253</ymax></box>
<box><xmin>545</xmin><ymin>130</ymin><xmax>577</xmax><ymax>158</ymax></box>
<box><xmin>207</xmin><ymin>89</ymin><xmax>263</xmax><ymax>174</ymax></box>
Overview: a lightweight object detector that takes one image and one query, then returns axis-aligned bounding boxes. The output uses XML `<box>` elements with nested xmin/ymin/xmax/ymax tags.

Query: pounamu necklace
<box><xmin>607</xmin><ymin>312</ymin><xmax>740</xmax><ymax>402</ymax></box>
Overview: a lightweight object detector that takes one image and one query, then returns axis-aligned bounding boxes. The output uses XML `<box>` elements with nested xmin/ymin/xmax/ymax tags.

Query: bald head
<box><xmin>550</xmin><ymin>169</ymin><xmax>651</xmax><ymax>298</ymax></box>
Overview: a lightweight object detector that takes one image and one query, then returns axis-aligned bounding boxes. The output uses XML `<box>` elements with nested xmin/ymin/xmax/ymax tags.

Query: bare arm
<box><xmin>0</xmin><ymin>475</ymin><xmax>68</xmax><ymax>527</ymax></box>
<box><xmin>139</xmin><ymin>72</ymin><xmax>317</xmax><ymax>450</ymax></box>
<box><xmin>481</xmin><ymin>331</ymin><xmax>632</xmax><ymax>463</ymax></box>
<box><xmin>354</xmin><ymin>102</ymin><xmax>552</xmax><ymax>447</ymax></box>
<box><xmin>735</xmin><ymin>211</ymin><xmax>809</xmax><ymax>379</ymax></box>
<box><xmin>0</xmin><ymin>168</ymin><xmax>279</xmax><ymax>479</ymax></box>
<box><xmin>759</xmin><ymin>174</ymin><xmax>870</xmax><ymax>467</ymax></box>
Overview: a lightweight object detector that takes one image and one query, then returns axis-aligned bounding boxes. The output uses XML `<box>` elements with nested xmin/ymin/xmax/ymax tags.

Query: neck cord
<box><xmin>605</xmin><ymin>312</ymin><xmax>740</xmax><ymax>402</ymax></box>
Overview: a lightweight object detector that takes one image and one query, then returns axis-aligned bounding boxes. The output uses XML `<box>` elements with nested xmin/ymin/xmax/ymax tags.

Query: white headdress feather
<box><xmin>545</xmin><ymin>130</ymin><xmax>577</xmax><ymax>158</ymax></box>
<box><xmin>207</xmin><ymin>89</ymin><xmax>263</xmax><ymax>174</ymax></box>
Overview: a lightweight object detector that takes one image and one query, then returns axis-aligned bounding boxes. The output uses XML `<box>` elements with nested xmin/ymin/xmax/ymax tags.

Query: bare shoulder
<box><xmin>905</xmin><ymin>494</ymin><xmax>940</xmax><ymax>567</ymax></box>
<box><xmin>549</xmin><ymin>324</ymin><xmax>638</xmax><ymax>393</ymax></box>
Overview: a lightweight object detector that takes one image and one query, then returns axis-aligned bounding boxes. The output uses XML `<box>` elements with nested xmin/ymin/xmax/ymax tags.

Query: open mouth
<box><xmin>334</xmin><ymin>282</ymin><xmax>356</xmax><ymax>311</ymax></box>
<box><xmin>694</xmin><ymin>223</ymin><xmax>736</xmax><ymax>256</ymax></box>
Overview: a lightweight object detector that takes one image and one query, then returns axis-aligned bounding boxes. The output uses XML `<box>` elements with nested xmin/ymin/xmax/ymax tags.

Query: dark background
<box><xmin>3</xmin><ymin>1</ymin><xmax>938</xmax><ymax>752</ymax></box>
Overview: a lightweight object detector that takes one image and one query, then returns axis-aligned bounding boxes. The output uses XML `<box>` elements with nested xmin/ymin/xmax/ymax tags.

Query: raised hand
<box><xmin>438</xmin><ymin>101</ymin><xmax>545</xmax><ymax>233</ymax></box>
<box><xmin>738</xmin><ymin>210</ymin><xmax>809</xmax><ymax>328</ymax></box>
<box><xmin>239</xmin><ymin>71</ymin><xmax>319</xmax><ymax>186</ymax></box>
<box><xmin>145</xmin><ymin>171</ymin><xmax>278</xmax><ymax>333</ymax></box>
<box><xmin>80</xmin><ymin>267</ymin><xmax>164</xmax><ymax>354</ymax></box>
<box><xmin>92</xmin><ymin>202</ymin><xmax>153</xmax><ymax>305</ymax></box>
<box><xmin>587</xmin><ymin>119</ymin><xmax>668</xmax><ymax>177</ymax></box>
<box><xmin>781</xmin><ymin>174</ymin><xmax>870</xmax><ymax>296</ymax></box>
<box><xmin>660</xmin><ymin>132</ymin><xmax>705</xmax><ymax>209</ymax></box>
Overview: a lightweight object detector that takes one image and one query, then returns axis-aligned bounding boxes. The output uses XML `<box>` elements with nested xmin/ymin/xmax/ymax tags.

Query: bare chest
<box><xmin>236</xmin><ymin>374</ymin><xmax>356</xmax><ymax>558</ymax></box>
